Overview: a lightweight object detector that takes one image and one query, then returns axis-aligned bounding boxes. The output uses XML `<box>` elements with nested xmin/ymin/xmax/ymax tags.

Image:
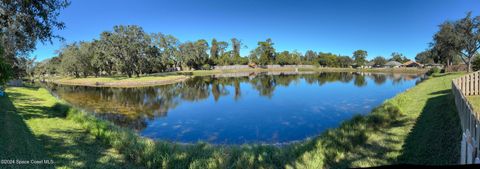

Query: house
<box><xmin>402</xmin><ymin>61</ymin><xmax>423</xmax><ymax>68</ymax></box>
<box><xmin>424</xmin><ymin>63</ymin><xmax>444</xmax><ymax>69</ymax></box>
<box><xmin>384</xmin><ymin>61</ymin><xmax>402</xmax><ymax>68</ymax></box>
<box><xmin>365</xmin><ymin>62</ymin><xmax>375</xmax><ymax>68</ymax></box>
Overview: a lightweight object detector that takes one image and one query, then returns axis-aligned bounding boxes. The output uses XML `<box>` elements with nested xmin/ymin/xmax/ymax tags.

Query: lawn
<box><xmin>1</xmin><ymin>73</ymin><xmax>464</xmax><ymax>168</ymax></box>
<box><xmin>467</xmin><ymin>95</ymin><xmax>480</xmax><ymax>114</ymax></box>
<box><xmin>52</xmin><ymin>74</ymin><xmax>188</xmax><ymax>87</ymax></box>
<box><xmin>0</xmin><ymin>87</ymin><xmax>137</xmax><ymax>169</ymax></box>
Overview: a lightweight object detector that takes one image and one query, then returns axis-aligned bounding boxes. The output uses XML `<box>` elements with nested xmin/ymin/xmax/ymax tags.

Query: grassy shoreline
<box><xmin>45</xmin><ymin>67</ymin><xmax>428</xmax><ymax>88</ymax></box>
<box><xmin>1</xmin><ymin>87</ymin><xmax>137</xmax><ymax>168</ymax></box>
<box><xmin>51</xmin><ymin>75</ymin><xmax>189</xmax><ymax>88</ymax></box>
<box><xmin>1</xmin><ymin>73</ymin><xmax>462</xmax><ymax>168</ymax></box>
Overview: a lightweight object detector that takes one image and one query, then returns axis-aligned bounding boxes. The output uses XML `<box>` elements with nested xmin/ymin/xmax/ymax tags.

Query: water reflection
<box><xmin>45</xmin><ymin>72</ymin><xmax>423</xmax><ymax>144</ymax></box>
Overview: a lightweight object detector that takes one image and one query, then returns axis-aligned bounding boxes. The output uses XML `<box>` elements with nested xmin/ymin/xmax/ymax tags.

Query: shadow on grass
<box><xmin>2</xmin><ymin>89</ymin><xmax>138</xmax><ymax>169</ymax></box>
<box><xmin>37</xmin><ymin>129</ymin><xmax>136</xmax><ymax>169</ymax></box>
<box><xmin>0</xmin><ymin>94</ymin><xmax>52</xmax><ymax>169</ymax></box>
<box><xmin>398</xmin><ymin>89</ymin><xmax>461</xmax><ymax>165</ymax></box>
<box><xmin>7</xmin><ymin>90</ymin><xmax>69</xmax><ymax>120</ymax></box>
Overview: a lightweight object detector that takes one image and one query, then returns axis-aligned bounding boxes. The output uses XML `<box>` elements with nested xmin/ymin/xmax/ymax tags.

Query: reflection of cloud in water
<box><xmin>181</xmin><ymin>128</ymin><xmax>192</xmax><ymax>134</ymax></box>
<box><xmin>207</xmin><ymin>132</ymin><xmax>219</xmax><ymax>142</ymax></box>
<box><xmin>309</xmin><ymin>105</ymin><xmax>326</xmax><ymax>113</ymax></box>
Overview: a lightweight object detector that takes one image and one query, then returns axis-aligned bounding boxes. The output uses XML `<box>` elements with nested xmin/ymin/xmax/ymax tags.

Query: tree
<box><xmin>0</xmin><ymin>0</ymin><xmax>70</xmax><ymax>54</ymax></box>
<box><xmin>318</xmin><ymin>53</ymin><xmax>338</xmax><ymax>67</ymax></box>
<box><xmin>453</xmin><ymin>12</ymin><xmax>480</xmax><ymax>72</ymax></box>
<box><xmin>210</xmin><ymin>39</ymin><xmax>219</xmax><ymax>60</ymax></box>
<box><xmin>390</xmin><ymin>52</ymin><xmax>409</xmax><ymax>63</ymax></box>
<box><xmin>353</xmin><ymin>50</ymin><xmax>368</xmax><ymax>66</ymax></box>
<box><xmin>276</xmin><ymin>51</ymin><xmax>291</xmax><ymax>65</ymax></box>
<box><xmin>304</xmin><ymin>50</ymin><xmax>317</xmax><ymax>64</ymax></box>
<box><xmin>337</xmin><ymin>56</ymin><xmax>353</xmax><ymax>68</ymax></box>
<box><xmin>0</xmin><ymin>0</ymin><xmax>69</xmax><ymax>79</ymax></box>
<box><xmin>432</xmin><ymin>22</ymin><xmax>459</xmax><ymax>67</ymax></box>
<box><xmin>151</xmin><ymin>33</ymin><xmax>179</xmax><ymax>70</ymax></box>
<box><xmin>179</xmin><ymin>40</ymin><xmax>209</xmax><ymax>70</ymax></box>
<box><xmin>473</xmin><ymin>55</ymin><xmax>480</xmax><ymax>71</ymax></box>
<box><xmin>0</xmin><ymin>46</ymin><xmax>12</xmax><ymax>85</ymax></box>
<box><xmin>217</xmin><ymin>41</ymin><xmax>229</xmax><ymax>57</ymax></box>
<box><xmin>415</xmin><ymin>50</ymin><xmax>435</xmax><ymax>64</ymax></box>
<box><xmin>372</xmin><ymin>56</ymin><xmax>387</xmax><ymax>66</ymax></box>
<box><xmin>231</xmin><ymin>38</ymin><xmax>242</xmax><ymax>59</ymax></box>
<box><xmin>59</xmin><ymin>43</ymin><xmax>81</xmax><ymax>77</ymax></box>
<box><xmin>256</xmin><ymin>38</ymin><xmax>276</xmax><ymax>65</ymax></box>
<box><xmin>77</xmin><ymin>42</ymin><xmax>95</xmax><ymax>77</ymax></box>
<box><xmin>290</xmin><ymin>50</ymin><xmax>302</xmax><ymax>65</ymax></box>
<box><xmin>91</xmin><ymin>38</ymin><xmax>115</xmax><ymax>76</ymax></box>
<box><xmin>102</xmin><ymin>25</ymin><xmax>151</xmax><ymax>77</ymax></box>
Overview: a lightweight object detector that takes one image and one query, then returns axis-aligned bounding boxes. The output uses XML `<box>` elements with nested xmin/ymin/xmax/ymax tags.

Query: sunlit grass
<box><xmin>53</xmin><ymin>75</ymin><xmax>188</xmax><ymax>87</ymax></box>
<box><xmin>467</xmin><ymin>95</ymin><xmax>480</xmax><ymax>113</ymax></box>
<box><xmin>2</xmin><ymin>87</ymin><xmax>137</xmax><ymax>168</ymax></box>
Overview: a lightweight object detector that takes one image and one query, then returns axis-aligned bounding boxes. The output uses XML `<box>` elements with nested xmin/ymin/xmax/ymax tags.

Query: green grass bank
<box><xmin>467</xmin><ymin>96</ymin><xmax>480</xmax><ymax>113</ymax></box>
<box><xmin>0</xmin><ymin>87</ymin><xmax>137</xmax><ymax>169</ymax></box>
<box><xmin>1</xmin><ymin>73</ymin><xmax>462</xmax><ymax>168</ymax></box>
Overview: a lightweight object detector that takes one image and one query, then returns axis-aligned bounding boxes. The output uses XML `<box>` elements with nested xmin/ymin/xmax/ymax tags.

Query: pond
<box><xmin>45</xmin><ymin>72</ymin><xmax>424</xmax><ymax>144</ymax></box>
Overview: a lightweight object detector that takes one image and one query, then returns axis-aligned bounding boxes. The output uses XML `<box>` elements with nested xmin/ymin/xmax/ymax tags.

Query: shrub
<box><xmin>426</xmin><ymin>67</ymin><xmax>441</xmax><ymax>75</ymax></box>
<box><xmin>201</xmin><ymin>64</ymin><xmax>212</xmax><ymax>70</ymax></box>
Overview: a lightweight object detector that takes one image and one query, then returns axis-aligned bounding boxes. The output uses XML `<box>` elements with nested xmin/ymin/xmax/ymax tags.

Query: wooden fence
<box><xmin>452</xmin><ymin>71</ymin><xmax>480</xmax><ymax>164</ymax></box>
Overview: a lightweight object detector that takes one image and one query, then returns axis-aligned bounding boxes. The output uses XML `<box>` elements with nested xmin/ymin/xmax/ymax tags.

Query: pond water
<box><xmin>45</xmin><ymin>72</ymin><xmax>423</xmax><ymax>144</ymax></box>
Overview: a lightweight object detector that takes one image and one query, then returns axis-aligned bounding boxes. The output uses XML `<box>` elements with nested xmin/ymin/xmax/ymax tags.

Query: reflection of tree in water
<box><xmin>354</xmin><ymin>73</ymin><xmax>367</xmax><ymax>87</ymax></box>
<box><xmin>303</xmin><ymin>72</ymin><xmax>354</xmax><ymax>85</ymax></box>
<box><xmin>46</xmin><ymin>72</ymin><xmax>421</xmax><ymax>131</ymax></box>
<box><xmin>371</xmin><ymin>74</ymin><xmax>387</xmax><ymax>85</ymax></box>
<box><xmin>250</xmin><ymin>75</ymin><xmax>277</xmax><ymax>98</ymax></box>
<box><xmin>49</xmin><ymin>84</ymin><xmax>181</xmax><ymax>130</ymax></box>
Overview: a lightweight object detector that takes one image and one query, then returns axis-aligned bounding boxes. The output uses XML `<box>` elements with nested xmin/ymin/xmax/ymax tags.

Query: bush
<box><xmin>473</xmin><ymin>57</ymin><xmax>480</xmax><ymax>71</ymax></box>
<box><xmin>201</xmin><ymin>64</ymin><xmax>212</xmax><ymax>70</ymax></box>
<box><xmin>426</xmin><ymin>67</ymin><xmax>441</xmax><ymax>75</ymax></box>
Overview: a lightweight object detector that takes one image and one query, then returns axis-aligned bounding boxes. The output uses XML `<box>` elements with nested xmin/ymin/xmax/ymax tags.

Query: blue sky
<box><xmin>32</xmin><ymin>0</ymin><xmax>480</xmax><ymax>61</ymax></box>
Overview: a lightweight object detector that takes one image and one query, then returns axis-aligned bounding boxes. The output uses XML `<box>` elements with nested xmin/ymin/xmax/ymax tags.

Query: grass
<box><xmin>1</xmin><ymin>87</ymin><xmax>137</xmax><ymax>169</ymax></box>
<box><xmin>52</xmin><ymin>75</ymin><xmax>188</xmax><ymax>87</ymax></box>
<box><xmin>2</xmin><ymin>73</ymin><xmax>463</xmax><ymax>168</ymax></box>
<box><xmin>467</xmin><ymin>95</ymin><xmax>480</xmax><ymax>113</ymax></box>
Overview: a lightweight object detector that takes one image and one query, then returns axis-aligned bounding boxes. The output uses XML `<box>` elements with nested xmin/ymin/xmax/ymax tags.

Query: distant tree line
<box><xmin>415</xmin><ymin>12</ymin><xmax>480</xmax><ymax>72</ymax></box>
<box><xmin>34</xmin><ymin>25</ymin><xmax>417</xmax><ymax>78</ymax></box>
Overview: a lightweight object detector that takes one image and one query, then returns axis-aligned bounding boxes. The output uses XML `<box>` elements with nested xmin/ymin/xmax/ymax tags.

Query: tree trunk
<box><xmin>467</xmin><ymin>57</ymin><xmax>472</xmax><ymax>73</ymax></box>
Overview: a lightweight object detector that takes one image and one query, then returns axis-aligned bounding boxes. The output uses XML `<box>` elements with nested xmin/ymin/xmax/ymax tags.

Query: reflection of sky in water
<box><xmin>48</xmin><ymin>73</ymin><xmax>422</xmax><ymax>144</ymax></box>
<box><xmin>139</xmin><ymin>74</ymin><xmax>419</xmax><ymax>144</ymax></box>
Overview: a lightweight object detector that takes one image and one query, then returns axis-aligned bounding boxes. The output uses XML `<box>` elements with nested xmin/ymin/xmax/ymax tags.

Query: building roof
<box><xmin>402</xmin><ymin>60</ymin><xmax>422</xmax><ymax>66</ymax></box>
<box><xmin>385</xmin><ymin>61</ymin><xmax>402</xmax><ymax>66</ymax></box>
